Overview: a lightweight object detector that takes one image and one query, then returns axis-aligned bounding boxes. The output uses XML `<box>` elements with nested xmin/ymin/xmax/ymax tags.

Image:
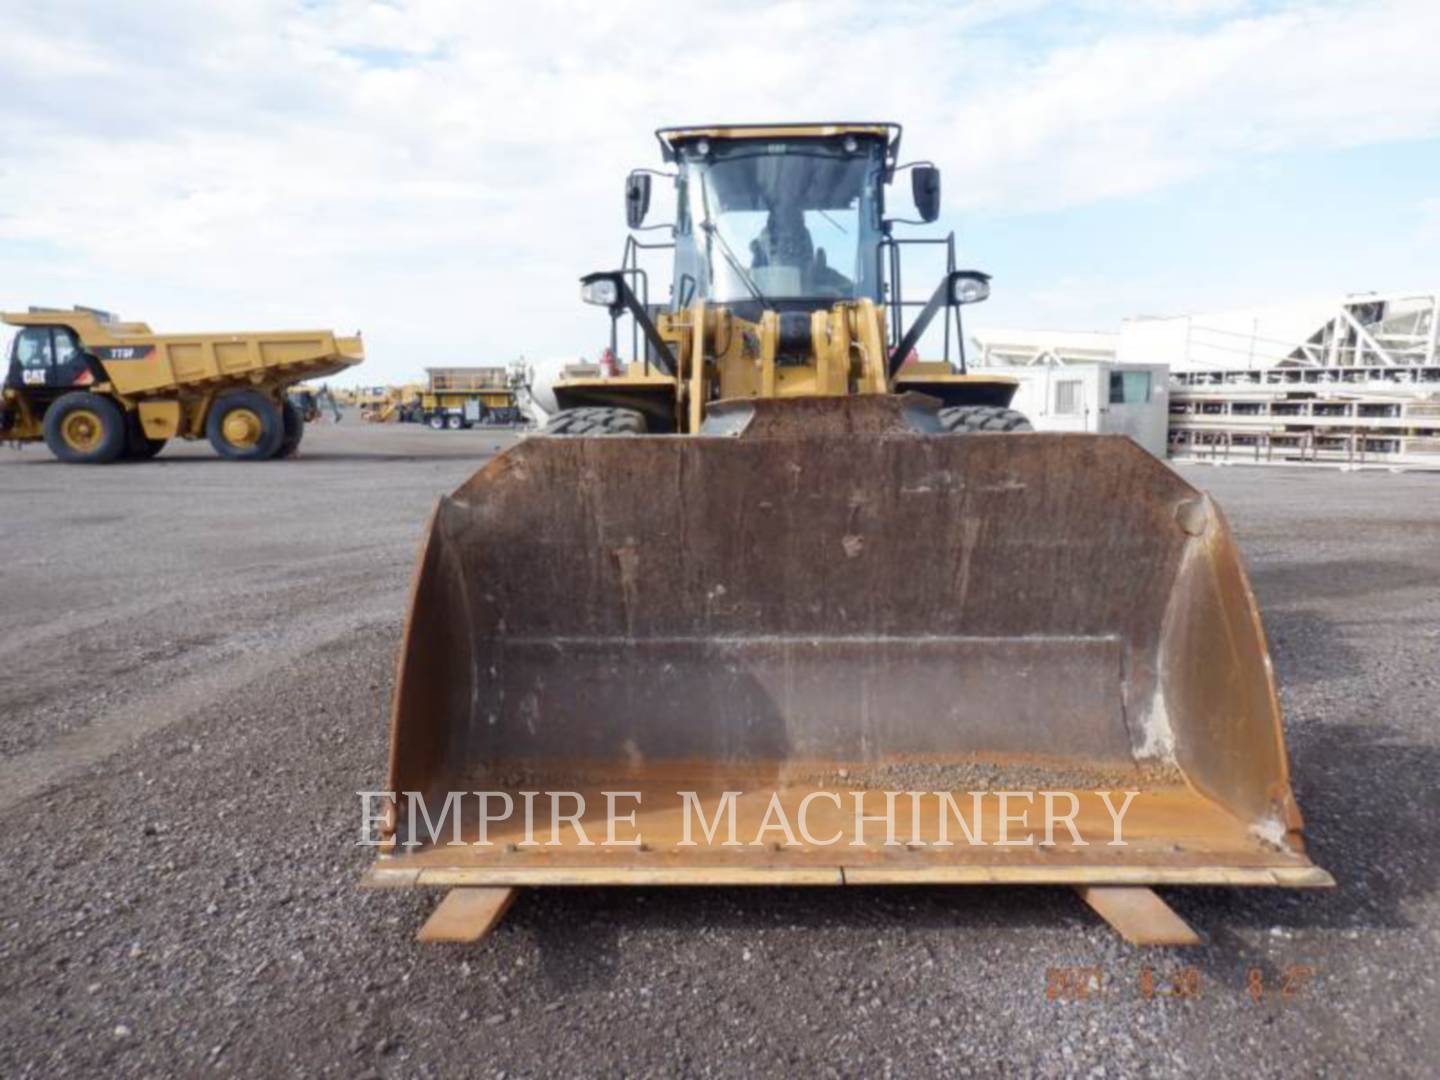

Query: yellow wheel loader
<box><xmin>368</xmin><ymin>123</ymin><xmax>1331</xmax><ymax>946</ymax></box>
<box><xmin>1</xmin><ymin>307</ymin><xmax>362</xmax><ymax>463</ymax></box>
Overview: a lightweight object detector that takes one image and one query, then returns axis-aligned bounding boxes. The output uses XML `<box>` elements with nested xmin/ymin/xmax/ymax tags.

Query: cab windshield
<box><xmin>676</xmin><ymin>139</ymin><xmax>885</xmax><ymax>306</ymax></box>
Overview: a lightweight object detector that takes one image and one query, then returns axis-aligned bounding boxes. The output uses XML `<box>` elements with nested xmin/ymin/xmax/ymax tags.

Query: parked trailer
<box><xmin>418</xmin><ymin>366</ymin><xmax>524</xmax><ymax>429</ymax></box>
<box><xmin>1</xmin><ymin>307</ymin><xmax>363</xmax><ymax>463</ymax></box>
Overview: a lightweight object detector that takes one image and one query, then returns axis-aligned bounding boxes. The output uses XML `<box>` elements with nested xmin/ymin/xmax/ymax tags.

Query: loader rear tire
<box><xmin>276</xmin><ymin>399</ymin><xmax>304</xmax><ymax>458</ymax></box>
<box><xmin>44</xmin><ymin>392</ymin><xmax>127</xmax><ymax>464</ymax></box>
<box><xmin>543</xmin><ymin>407</ymin><xmax>648</xmax><ymax>436</ymax></box>
<box><xmin>936</xmin><ymin>405</ymin><xmax>1033</xmax><ymax>433</ymax></box>
<box><xmin>207</xmin><ymin>390</ymin><xmax>284</xmax><ymax>461</ymax></box>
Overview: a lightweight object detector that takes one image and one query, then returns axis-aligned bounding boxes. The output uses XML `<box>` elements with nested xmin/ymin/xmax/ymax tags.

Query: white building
<box><xmin>971</xmin><ymin>327</ymin><xmax>1118</xmax><ymax>367</ymax></box>
<box><xmin>1118</xmin><ymin>291</ymin><xmax>1440</xmax><ymax>372</ymax></box>
<box><xmin>980</xmin><ymin>361</ymin><xmax>1171</xmax><ymax>457</ymax></box>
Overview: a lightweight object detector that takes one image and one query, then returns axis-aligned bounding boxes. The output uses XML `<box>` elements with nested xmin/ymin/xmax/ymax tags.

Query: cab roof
<box><xmin>656</xmin><ymin>122</ymin><xmax>902</xmax><ymax>166</ymax></box>
<box><xmin>4</xmin><ymin>305</ymin><xmax>118</xmax><ymax>326</ymax></box>
<box><xmin>2</xmin><ymin>307</ymin><xmax>153</xmax><ymax>335</ymax></box>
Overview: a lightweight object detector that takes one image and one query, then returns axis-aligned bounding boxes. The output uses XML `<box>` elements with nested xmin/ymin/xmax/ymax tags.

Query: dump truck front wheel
<box><xmin>937</xmin><ymin>405</ymin><xmax>1033</xmax><ymax>433</ymax></box>
<box><xmin>207</xmin><ymin>390</ymin><xmax>284</xmax><ymax>460</ymax></box>
<box><xmin>43</xmin><ymin>392</ymin><xmax>128</xmax><ymax>464</ymax></box>
<box><xmin>275</xmin><ymin>399</ymin><xmax>304</xmax><ymax>459</ymax></box>
<box><xmin>543</xmin><ymin>407</ymin><xmax>648</xmax><ymax>436</ymax></box>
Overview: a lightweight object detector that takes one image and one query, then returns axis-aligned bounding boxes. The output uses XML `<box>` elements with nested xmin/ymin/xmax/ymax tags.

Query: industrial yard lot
<box><xmin>0</xmin><ymin>420</ymin><xmax>1436</xmax><ymax>1077</ymax></box>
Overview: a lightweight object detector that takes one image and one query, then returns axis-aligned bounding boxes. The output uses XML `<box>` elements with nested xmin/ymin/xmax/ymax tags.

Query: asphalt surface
<box><xmin>0</xmin><ymin>419</ymin><xmax>1436</xmax><ymax>1077</ymax></box>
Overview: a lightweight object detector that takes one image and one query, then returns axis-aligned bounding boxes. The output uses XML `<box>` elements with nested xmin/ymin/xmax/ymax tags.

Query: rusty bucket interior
<box><xmin>375</xmin><ymin>398</ymin><xmax>1329</xmax><ymax>888</ymax></box>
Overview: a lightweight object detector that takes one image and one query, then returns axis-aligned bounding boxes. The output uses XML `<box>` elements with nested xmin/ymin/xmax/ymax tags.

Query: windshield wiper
<box><xmin>702</xmin><ymin>222</ymin><xmax>774</xmax><ymax>310</ymax></box>
<box><xmin>697</xmin><ymin>174</ymin><xmax>774</xmax><ymax>311</ymax></box>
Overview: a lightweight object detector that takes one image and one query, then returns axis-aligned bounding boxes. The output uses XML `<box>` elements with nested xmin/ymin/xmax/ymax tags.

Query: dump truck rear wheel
<box><xmin>445</xmin><ymin>414</ymin><xmax>464</xmax><ymax>430</ymax></box>
<box><xmin>936</xmin><ymin>405</ymin><xmax>1033</xmax><ymax>433</ymax></box>
<box><xmin>123</xmin><ymin>413</ymin><xmax>167</xmax><ymax>460</ymax></box>
<box><xmin>276</xmin><ymin>399</ymin><xmax>304</xmax><ymax>459</ymax></box>
<box><xmin>543</xmin><ymin>407</ymin><xmax>647</xmax><ymax>436</ymax></box>
<box><xmin>43</xmin><ymin>392</ymin><xmax>127</xmax><ymax>464</ymax></box>
<box><xmin>207</xmin><ymin>390</ymin><xmax>284</xmax><ymax>460</ymax></box>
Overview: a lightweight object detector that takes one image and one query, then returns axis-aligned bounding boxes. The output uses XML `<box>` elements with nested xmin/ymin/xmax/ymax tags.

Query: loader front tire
<box><xmin>44</xmin><ymin>392</ymin><xmax>127</xmax><ymax>464</ymax></box>
<box><xmin>936</xmin><ymin>405</ymin><xmax>1033</xmax><ymax>433</ymax></box>
<box><xmin>276</xmin><ymin>399</ymin><xmax>305</xmax><ymax>459</ymax></box>
<box><xmin>207</xmin><ymin>390</ymin><xmax>284</xmax><ymax>461</ymax></box>
<box><xmin>543</xmin><ymin>407</ymin><xmax>648</xmax><ymax>436</ymax></box>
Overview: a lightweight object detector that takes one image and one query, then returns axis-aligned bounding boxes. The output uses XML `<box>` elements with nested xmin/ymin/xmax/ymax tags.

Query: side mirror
<box><xmin>626</xmin><ymin>172</ymin><xmax>652</xmax><ymax>229</ymax></box>
<box><xmin>912</xmin><ymin>165</ymin><xmax>941</xmax><ymax>223</ymax></box>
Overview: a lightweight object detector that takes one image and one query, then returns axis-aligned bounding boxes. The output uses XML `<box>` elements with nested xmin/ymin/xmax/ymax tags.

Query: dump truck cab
<box><xmin>4</xmin><ymin>317</ymin><xmax>106</xmax><ymax>400</ymax></box>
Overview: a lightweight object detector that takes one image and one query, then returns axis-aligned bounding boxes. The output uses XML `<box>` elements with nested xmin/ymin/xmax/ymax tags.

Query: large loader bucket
<box><xmin>370</xmin><ymin>396</ymin><xmax>1329</xmax><ymax>894</ymax></box>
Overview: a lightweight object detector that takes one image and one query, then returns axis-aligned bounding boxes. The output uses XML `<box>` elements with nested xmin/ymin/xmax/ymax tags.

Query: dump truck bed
<box><xmin>96</xmin><ymin>330</ymin><xmax>363</xmax><ymax>396</ymax></box>
<box><xmin>2</xmin><ymin>309</ymin><xmax>362</xmax><ymax>397</ymax></box>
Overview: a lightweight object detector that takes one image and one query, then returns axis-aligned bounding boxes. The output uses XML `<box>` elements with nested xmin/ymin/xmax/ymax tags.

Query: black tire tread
<box><xmin>123</xmin><ymin>412</ymin><xmax>167</xmax><ymax>460</ymax></box>
<box><xmin>936</xmin><ymin>405</ymin><xmax>1033</xmax><ymax>434</ymax></box>
<box><xmin>42</xmin><ymin>392</ymin><xmax>127</xmax><ymax>464</ymax></box>
<box><xmin>276</xmin><ymin>399</ymin><xmax>304</xmax><ymax>458</ymax></box>
<box><xmin>206</xmin><ymin>390</ymin><xmax>285</xmax><ymax>461</ymax></box>
<box><xmin>543</xmin><ymin>407</ymin><xmax>647</xmax><ymax>436</ymax></box>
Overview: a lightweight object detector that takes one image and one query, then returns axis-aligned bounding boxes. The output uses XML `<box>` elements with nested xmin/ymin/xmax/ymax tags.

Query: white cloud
<box><xmin>1</xmin><ymin>0</ymin><xmax>1437</xmax><ymax>378</ymax></box>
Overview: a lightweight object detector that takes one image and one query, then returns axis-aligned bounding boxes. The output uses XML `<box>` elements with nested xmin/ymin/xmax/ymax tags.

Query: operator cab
<box><xmin>649</xmin><ymin>125</ymin><xmax>915</xmax><ymax>320</ymax></box>
<box><xmin>5</xmin><ymin>322</ymin><xmax>98</xmax><ymax>398</ymax></box>
<box><xmin>665</xmin><ymin>128</ymin><xmax>893</xmax><ymax>318</ymax></box>
<box><xmin>587</xmin><ymin>123</ymin><xmax>982</xmax><ymax>379</ymax></box>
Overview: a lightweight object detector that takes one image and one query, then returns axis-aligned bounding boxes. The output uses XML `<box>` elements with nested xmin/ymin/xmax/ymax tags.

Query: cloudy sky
<box><xmin>2</xmin><ymin>0</ymin><xmax>1437</xmax><ymax>381</ymax></box>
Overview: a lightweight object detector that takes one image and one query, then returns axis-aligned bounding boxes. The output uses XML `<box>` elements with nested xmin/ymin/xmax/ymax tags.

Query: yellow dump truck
<box><xmin>413</xmin><ymin>367</ymin><xmax>524</xmax><ymax>429</ymax></box>
<box><xmin>1</xmin><ymin>307</ymin><xmax>363</xmax><ymax>463</ymax></box>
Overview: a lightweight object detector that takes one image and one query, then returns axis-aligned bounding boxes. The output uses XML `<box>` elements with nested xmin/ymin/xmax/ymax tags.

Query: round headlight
<box><xmin>843</xmin><ymin>135</ymin><xmax>858</xmax><ymax>153</ymax></box>
<box><xmin>695</xmin><ymin>139</ymin><xmax>710</xmax><ymax>157</ymax></box>
<box><xmin>582</xmin><ymin>279</ymin><xmax>619</xmax><ymax>307</ymax></box>
<box><xmin>951</xmin><ymin>274</ymin><xmax>991</xmax><ymax>305</ymax></box>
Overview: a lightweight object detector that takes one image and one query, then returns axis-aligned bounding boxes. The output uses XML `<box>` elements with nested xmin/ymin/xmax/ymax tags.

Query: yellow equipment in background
<box><xmin>366</xmin><ymin>123</ymin><xmax>1330</xmax><ymax>945</ymax></box>
<box><xmin>286</xmin><ymin>383</ymin><xmax>341</xmax><ymax>423</ymax></box>
<box><xmin>358</xmin><ymin>384</ymin><xmax>423</xmax><ymax>423</ymax></box>
<box><xmin>1</xmin><ymin>306</ymin><xmax>362</xmax><ymax>462</ymax></box>
<box><xmin>414</xmin><ymin>367</ymin><xmax>524</xmax><ymax>429</ymax></box>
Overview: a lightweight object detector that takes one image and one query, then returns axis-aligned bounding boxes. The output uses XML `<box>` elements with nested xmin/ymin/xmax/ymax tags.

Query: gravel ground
<box><xmin>0</xmin><ymin>422</ymin><xmax>1436</xmax><ymax>1077</ymax></box>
